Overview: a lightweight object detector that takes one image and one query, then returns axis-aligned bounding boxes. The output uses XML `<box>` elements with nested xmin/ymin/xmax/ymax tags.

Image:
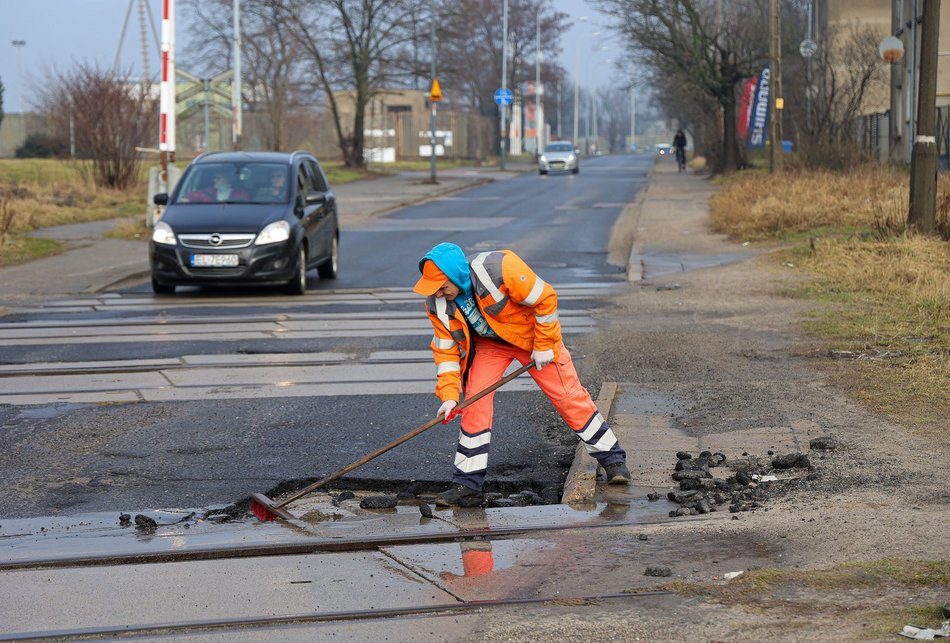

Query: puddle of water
<box><xmin>383</xmin><ymin>538</ymin><xmax>556</xmax><ymax>580</ymax></box>
<box><xmin>614</xmin><ymin>387</ymin><xmax>679</xmax><ymax>416</ymax></box>
<box><xmin>16</xmin><ymin>403</ymin><xmax>93</xmax><ymax>420</ymax></box>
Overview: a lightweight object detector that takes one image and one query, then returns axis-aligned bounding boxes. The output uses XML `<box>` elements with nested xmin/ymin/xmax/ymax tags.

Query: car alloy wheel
<box><xmin>317</xmin><ymin>235</ymin><xmax>339</xmax><ymax>279</ymax></box>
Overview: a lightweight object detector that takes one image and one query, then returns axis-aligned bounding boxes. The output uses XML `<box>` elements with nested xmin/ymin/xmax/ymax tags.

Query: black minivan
<box><xmin>149</xmin><ymin>151</ymin><xmax>339</xmax><ymax>295</ymax></box>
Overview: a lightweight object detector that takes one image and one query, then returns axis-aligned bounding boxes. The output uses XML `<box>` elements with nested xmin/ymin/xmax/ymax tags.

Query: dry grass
<box><xmin>710</xmin><ymin>165</ymin><xmax>950</xmax><ymax>241</ymax></box>
<box><xmin>661</xmin><ymin>559</ymin><xmax>950</xmax><ymax>637</ymax></box>
<box><xmin>710</xmin><ymin>166</ymin><xmax>949</xmax><ymax>435</ymax></box>
<box><xmin>0</xmin><ymin>160</ymin><xmax>147</xmax><ymax>235</ymax></box>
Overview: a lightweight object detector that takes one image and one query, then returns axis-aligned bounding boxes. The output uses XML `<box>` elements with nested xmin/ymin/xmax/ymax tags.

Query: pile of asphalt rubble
<box><xmin>658</xmin><ymin>436</ymin><xmax>843</xmax><ymax>518</ymax></box>
<box><xmin>340</xmin><ymin>485</ymin><xmax>561</xmax><ymax>514</ymax></box>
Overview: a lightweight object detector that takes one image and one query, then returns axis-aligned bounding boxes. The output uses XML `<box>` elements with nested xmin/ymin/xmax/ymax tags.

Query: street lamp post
<box><xmin>535</xmin><ymin>7</ymin><xmax>542</xmax><ymax>157</ymax></box>
<box><xmin>572</xmin><ymin>16</ymin><xmax>587</xmax><ymax>149</ymax></box>
<box><xmin>11</xmin><ymin>40</ymin><xmax>26</xmax><ymax>144</ymax></box>
<box><xmin>500</xmin><ymin>0</ymin><xmax>509</xmax><ymax>170</ymax></box>
<box><xmin>430</xmin><ymin>0</ymin><xmax>437</xmax><ymax>183</ymax></box>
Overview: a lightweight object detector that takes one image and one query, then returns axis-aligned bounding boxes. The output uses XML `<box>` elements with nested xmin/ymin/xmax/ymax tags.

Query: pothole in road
<box><xmin>223</xmin><ymin>478</ymin><xmax>568</xmax><ymax>521</ymax></box>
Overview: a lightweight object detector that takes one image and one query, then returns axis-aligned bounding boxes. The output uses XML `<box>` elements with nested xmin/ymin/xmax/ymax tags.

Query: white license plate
<box><xmin>190</xmin><ymin>254</ymin><xmax>239</xmax><ymax>267</ymax></box>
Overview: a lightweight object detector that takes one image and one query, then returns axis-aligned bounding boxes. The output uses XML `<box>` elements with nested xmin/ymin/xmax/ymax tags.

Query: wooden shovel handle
<box><xmin>277</xmin><ymin>361</ymin><xmax>536</xmax><ymax>508</ymax></box>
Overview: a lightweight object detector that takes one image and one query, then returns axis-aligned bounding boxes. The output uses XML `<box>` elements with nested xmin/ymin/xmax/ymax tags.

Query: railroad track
<box><xmin>1</xmin><ymin>518</ymin><xmax>676</xmax><ymax>640</ymax></box>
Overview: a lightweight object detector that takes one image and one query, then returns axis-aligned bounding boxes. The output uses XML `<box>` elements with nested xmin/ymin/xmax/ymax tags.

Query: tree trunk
<box><xmin>721</xmin><ymin>91</ymin><xmax>738</xmax><ymax>173</ymax></box>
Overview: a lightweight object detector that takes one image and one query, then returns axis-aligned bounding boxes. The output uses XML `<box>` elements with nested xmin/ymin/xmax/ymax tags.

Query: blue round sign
<box><xmin>494</xmin><ymin>88</ymin><xmax>513</xmax><ymax>106</ymax></box>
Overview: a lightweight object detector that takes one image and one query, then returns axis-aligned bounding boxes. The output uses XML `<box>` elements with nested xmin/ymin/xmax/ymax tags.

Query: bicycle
<box><xmin>675</xmin><ymin>146</ymin><xmax>687</xmax><ymax>173</ymax></box>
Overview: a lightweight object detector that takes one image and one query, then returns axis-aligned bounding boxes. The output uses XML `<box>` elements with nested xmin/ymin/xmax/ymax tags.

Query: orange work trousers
<box><xmin>452</xmin><ymin>337</ymin><xmax>626</xmax><ymax>491</ymax></box>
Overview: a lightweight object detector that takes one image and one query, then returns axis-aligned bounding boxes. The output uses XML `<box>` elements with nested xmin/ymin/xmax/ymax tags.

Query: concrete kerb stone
<box><xmin>560</xmin><ymin>382</ymin><xmax>618</xmax><ymax>504</ymax></box>
<box><xmin>625</xmin><ymin>160</ymin><xmax>657</xmax><ymax>282</ymax></box>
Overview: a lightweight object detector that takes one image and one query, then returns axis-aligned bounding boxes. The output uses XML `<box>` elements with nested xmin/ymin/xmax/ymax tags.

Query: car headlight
<box><xmin>255</xmin><ymin>220</ymin><xmax>291</xmax><ymax>245</ymax></box>
<box><xmin>152</xmin><ymin>221</ymin><xmax>177</xmax><ymax>246</ymax></box>
<box><xmin>539</xmin><ymin>155</ymin><xmax>548</xmax><ymax>162</ymax></box>
<box><xmin>567</xmin><ymin>154</ymin><xmax>575</xmax><ymax>161</ymax></box>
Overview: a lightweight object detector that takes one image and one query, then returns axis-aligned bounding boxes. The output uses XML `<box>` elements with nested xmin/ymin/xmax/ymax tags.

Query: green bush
<box><xmin>15</xmin><ymin>133</ymin><xmax>69</xmax><ymax>159</ymax></box>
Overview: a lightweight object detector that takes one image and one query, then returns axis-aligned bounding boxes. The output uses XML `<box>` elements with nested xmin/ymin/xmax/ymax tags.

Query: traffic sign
<box><xmin>494</xmin><ymin>88</ymin><xmax>513</xmax><ymax>106</ymax></box>
<box><xmin>430</xmin><ymin>78</ymin><xmax>443</xmax><ymax>102</ymax></box>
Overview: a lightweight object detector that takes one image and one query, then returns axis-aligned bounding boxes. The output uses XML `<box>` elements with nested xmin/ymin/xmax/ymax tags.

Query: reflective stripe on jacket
<box><xmin>424</xmin><ymin>249</ymin><xmax>561</xmax><ymax>402</ymax></box>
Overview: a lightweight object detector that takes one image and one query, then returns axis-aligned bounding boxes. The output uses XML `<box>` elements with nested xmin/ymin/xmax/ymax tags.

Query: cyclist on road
<box><xmin>673</xmin><ymin>129</ymin><xmax>688</xmax><ymax>172</ymax></box>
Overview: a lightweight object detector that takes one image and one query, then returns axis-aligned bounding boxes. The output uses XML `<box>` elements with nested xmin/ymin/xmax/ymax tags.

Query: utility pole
<box><xmin>535</xmin><ymin>7</ymin><xmax>542</xmax><ymax>157</ymax></box>
<box><xmin>12</xmin><ymin>40</ymin><xmax>26</xmax><ymax>144</ymax></box>
<box><xmin>429</xmin><ymin>0</ymin><xmax>438</xmax><ymax>183</ymax></box>
<box><xmin>630</xmin><ymin>90</ymin><xmax>636</xmax><ymax>152</ymax></box>
<box><xmin>908</xmin><ymin>0</ymin><xmax>940</xmax><ymax>234</ymax></box>
<box><xmin>500</xmin><ymin>0</ymin><xmax>509</xmax><ymax>170</ymax></box>
<box><xmin>768</xmin><ymin>0</ymin><xmax>783</xmax><ymax>173</ymax></box>
<box><xmin>232</xmin><ymin>0</ymin><xmax>242</xmax><ymax>150</ymax></box>
<box><xmin>572</xmin><ymin>16</ymin><xmax>587</xmax><ymax>149</ymax></box>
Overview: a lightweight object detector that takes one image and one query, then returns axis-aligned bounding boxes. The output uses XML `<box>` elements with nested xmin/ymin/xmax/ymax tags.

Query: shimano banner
<box><xmin>747</xmin><ymin>67</ymin><xmax>771</xmax><ymax>149</ymax></box>
<box><xmin>737</xmin><ymin>76</ymin><xmax>758</xmax><ymax>141</ymax></box>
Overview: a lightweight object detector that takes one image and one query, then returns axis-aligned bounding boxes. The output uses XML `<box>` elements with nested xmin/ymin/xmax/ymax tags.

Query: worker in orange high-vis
<box><xmin>412</xmin><ymin>242</ymin><xmax>630</xmax><ymax>507</ymax></box>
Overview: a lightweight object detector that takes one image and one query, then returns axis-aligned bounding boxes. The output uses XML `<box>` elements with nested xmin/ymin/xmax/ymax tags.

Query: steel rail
<box><xmin>1</xmin><ymin>590</ymin><xmax>675</xmax><ymax>641</ymax></box>
<box><xmin>0</xmin><ymin>516</ymin><xmax>676</xmax><ymax>572</ymax></box>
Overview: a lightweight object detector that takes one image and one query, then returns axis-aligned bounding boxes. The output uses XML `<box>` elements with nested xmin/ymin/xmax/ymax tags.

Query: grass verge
<box><xmin>710</xmin><ymin>166</ymin><xmax>950</xmax><ymax>436</ymax></box>
<box><xmin>660</xmin><ymin>558</ymin><xmax>950</xmax><ymax>636</ymax></box>
<box><xmin>0</xmin><ymin>236</ymin><xmax>62</xmax><ymax>267</ymax></box>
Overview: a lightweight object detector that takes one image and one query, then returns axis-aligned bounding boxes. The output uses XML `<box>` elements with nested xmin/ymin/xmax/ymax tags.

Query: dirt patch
<box><xmin>543</xmin><ymin>173</ymin><xmax>950</xmax><ymax>639</ymax></box>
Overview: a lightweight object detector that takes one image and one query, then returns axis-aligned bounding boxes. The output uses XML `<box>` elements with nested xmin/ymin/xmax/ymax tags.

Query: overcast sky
<box><xmin>0</xmin><ymin>0</ymin><xmax>618</xmax><ymax>113</ymax></box>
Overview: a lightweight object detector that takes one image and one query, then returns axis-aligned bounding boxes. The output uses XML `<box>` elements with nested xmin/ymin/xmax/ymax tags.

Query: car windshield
<box><xmin>544</xmin><ymin>143</ymin><xmax>573</xmax><ymax>153</ymax></box>
<box><xmin>173</xmin><ymin>162</ymin><xmax>290</xmax><ymax>205</ymax></box>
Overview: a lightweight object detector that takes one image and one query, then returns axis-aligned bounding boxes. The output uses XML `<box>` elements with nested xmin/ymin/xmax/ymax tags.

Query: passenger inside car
<box><xmin>184</xmin><ymin>169</ymin><xmax>251</xmax><ymax>203</ymax></box>
<box><xmin>256</xmin><ymin>169</ymin><xmax>288</xmax><ymax>203</ymax></box>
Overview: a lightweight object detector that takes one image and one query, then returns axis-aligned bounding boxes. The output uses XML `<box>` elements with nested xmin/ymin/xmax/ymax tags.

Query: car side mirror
<box><xmin>305</xmin><ymin>191</ymin><xmax>327</xmax><ymax>205</ymax></box>
<box><xmin>574</xmin><ymin>149</ymin><xmax>580</xmax><ymax>155</ymax></box>
<box><xmin>153</xmin><ymin>193</ymin><xmax>169</xmax><ymax>206</ymax></box>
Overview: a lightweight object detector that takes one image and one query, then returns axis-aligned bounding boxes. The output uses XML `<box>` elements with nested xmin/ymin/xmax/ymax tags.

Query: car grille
<box><xmin>550</xmin><ymin>161</ymin><xmax>566</xmax><ymax>168</ymax></box>
<box><xmin>178</xmin><ymin>233</ymin><xmax>256</xmax><ymax>249</ymax></box>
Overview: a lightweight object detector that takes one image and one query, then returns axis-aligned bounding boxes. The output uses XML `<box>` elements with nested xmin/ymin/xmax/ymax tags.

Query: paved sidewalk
<box><xmin>0</xmin><ymin>163</ymin><xmax>529</xmax><ymax>300</ymax></box>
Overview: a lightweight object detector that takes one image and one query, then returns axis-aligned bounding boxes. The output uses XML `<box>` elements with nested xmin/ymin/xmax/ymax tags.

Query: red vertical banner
<box><xmin>737</xmin><ymin>76</ymin><xmax>757</xmax><ymax>141</ymax></box>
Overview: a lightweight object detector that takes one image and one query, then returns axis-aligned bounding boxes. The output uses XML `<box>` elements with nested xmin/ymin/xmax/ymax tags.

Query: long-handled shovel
<box><xmin>251</xmin><ymin>361</ymin><xmax>536</xmax><ymax>522</ymax></box>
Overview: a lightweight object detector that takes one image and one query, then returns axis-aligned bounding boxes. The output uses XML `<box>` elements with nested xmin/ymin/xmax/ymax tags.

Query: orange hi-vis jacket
<box><xmin>423</xmin><ymin>250</ymin><xmax>561</xmax><ymax>403</ymax></box>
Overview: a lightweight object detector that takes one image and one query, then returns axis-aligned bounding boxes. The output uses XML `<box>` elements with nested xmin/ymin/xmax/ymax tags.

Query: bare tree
<box><xmin>41</xmin><ymin>64</ymin><xmax>156</xmax><ymax>189</ymax></box>
<box><xmin>183</xmin><ymin>0</ymin><xmax>311</xmax><ymax>150</ymax></box>
<box><xmin>593</xmin><ymin>0</ymin><xmax>771</xmax><ymax>173</ymax></box>
<box><xmin>269</xmin><ymin>0</ymin><xmax>426</xmax><ymax>168</ymax></box>
<box><xmin>796</xmin><ymin>21</ymin><xmax>887</xmax><ymax>159</ymax></box>
<box><xmin>436</xmin><ymin>0</ymin><xmax>569</xmax><ymax>152</ymax></box>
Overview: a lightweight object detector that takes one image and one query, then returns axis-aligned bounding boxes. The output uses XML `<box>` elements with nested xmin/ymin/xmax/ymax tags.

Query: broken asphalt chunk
<box><xmin>644</xmin><ymin>566</ymin><xmax>672</xmax><ymax>577</ymax></box>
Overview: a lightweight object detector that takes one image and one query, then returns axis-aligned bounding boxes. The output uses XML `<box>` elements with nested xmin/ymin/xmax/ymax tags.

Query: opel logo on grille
<box><xmin>209</xmin><ymin>233</ymin><xmax>222</xmax><ymax>246</ymax></box>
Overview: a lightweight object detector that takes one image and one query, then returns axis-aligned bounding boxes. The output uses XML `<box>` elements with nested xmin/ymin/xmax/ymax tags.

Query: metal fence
<box><xmin>854</xmin><ymin>107</ymin><xmax>950</xmax><ymax>170</ymax></box>
<box><xmin>174</xmin><ymin>108</ymin><xmax>495</xmax><ymax>163</ymax></box>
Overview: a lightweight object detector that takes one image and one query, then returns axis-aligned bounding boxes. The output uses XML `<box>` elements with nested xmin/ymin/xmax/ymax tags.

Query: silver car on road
<box><xmin>538</xmin><ymin>142</ymin><xmax>579</xmax><ymax>175</ymax></box>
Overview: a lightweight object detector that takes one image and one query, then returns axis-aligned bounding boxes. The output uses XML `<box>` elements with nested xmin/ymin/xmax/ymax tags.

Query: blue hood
<box><xmin>419</xmin><ymin>243</ymin><xmax>471</xmax><ymax>297</ymax></box>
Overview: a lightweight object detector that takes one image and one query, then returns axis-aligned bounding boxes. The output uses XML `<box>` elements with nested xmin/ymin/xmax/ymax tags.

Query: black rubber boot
<box><xmin>603</xmin><ymin>462</ymin><xmax>631</xmax><ymax>485</ymax></box>
<box><xmin>435</xmin><ymin>484</ymin><xmax>483</xmax><ymax>507</ymax></box>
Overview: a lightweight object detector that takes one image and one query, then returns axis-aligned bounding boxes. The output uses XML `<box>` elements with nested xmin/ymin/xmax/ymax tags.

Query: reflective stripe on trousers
<box><xmin>452</xmin><ymin>337</ymin><xmax>626</xmax><ymax>491</ymax></box>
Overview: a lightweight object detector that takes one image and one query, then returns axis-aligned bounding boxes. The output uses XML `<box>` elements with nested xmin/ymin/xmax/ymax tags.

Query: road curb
<box><xmin>560</xmin><ymin>381</ymin><xmax>618</xmax><ymax>505</ymax></box>
<box><xmin>626</xmin><ymin>160</ymin><xmax>657</xmax><ymax>282</ymax></box>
